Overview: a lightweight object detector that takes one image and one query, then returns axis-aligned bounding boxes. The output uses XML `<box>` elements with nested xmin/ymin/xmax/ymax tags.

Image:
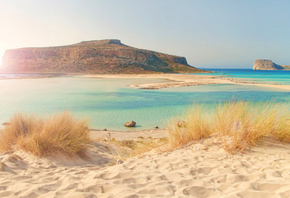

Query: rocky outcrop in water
<box><xmin>125</xmin><ymin>121</ymin><xmax>136</xmax><ymax>127</ymax></box>
<box><xmin>1</xmin><ymin>39</ymin><xmax>208</xmax><ymax>74</ymax></box>
<box><xmin>253</xmin><ymin>59</ymin><xmax>290</xmax><ymax>70</ymax></box>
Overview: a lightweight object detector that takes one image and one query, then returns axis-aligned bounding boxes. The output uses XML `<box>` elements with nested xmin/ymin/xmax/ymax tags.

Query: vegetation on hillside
<box><xmin>1</xmin><ymin>40</ymin><xmax>209</xmax><ymax>74</ymax></box>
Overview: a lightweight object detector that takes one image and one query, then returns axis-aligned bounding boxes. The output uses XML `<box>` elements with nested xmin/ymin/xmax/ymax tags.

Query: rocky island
<box><xmin>253</xmin><ymin>59</ymin><xmax>290</xmax><ymax>70</ymax></box>
<box><xmin>1</xmin><ymin>39</ymin><xmax>208</xmax><ymax>74</ymax></box>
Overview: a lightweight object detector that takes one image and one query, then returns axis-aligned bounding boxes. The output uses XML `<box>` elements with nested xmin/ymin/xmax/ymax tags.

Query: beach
<box><xmin>0</xmin><ymin>128</ymin><xmax>290</xmax><ymax>198</ymax></box>
<box><xmin>1</xmin><ymin>0</ymin><xmax>290</xmax><ymax>196</ymax></box>
<box><xmin>1</xmin><ymin>73</ymin><xmax>289</xmax><ymax>90</ymax></box>
<box><xmin>83</xmin><ymin>74</ymin><xmax>290</xmax><ymax>91</ymax></box>
<box><xmin>0</xmin><ymin>74</ymin><xmax>289</xmax><ymax>198</ymax></box>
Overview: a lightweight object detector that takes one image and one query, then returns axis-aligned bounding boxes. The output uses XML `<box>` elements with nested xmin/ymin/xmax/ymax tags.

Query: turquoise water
<box><xmin>0</xmin><ymin>76</ymin><xmax>289</xmax><ymax>130</ymax></box>
<box><xmin>198</xmin><ymin>69</ymin><xmax>290</xmax><ymax>85</ymax></box>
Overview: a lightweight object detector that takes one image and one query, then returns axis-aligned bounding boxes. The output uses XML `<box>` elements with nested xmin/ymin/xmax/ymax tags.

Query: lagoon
<box><xmin>0</xmin><ymin>76</ymin><xmax>289</xmax><ymax>130</ymax></box>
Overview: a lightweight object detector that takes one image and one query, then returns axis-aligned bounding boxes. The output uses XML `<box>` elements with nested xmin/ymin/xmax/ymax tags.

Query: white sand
<box><xmin>2</xmin><ymin>73</ymin><xmax>289</xmax><ymax>90</ymax></box>
<box><xmin>1</xmin><ymin>133</ymin><xmax>289</xmax><ymax>198</ymax></box>
<box><xmin>89</xmin><ymin>129</ymin><xmax>168</xmax><ymax>141</ymax></box>
<box><xmin>0</xmin><ymin>74</ymin><xmax>289</xmax><ymax>197</ymax></box>
<box><xmin>83</xmin><ymin>74</ymin><xmax>290</xmax><ymax>91</ymax></box>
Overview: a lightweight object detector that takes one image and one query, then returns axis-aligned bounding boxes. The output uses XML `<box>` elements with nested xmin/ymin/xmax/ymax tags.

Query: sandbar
<box><xmin>83</xmin><ymin>74</ymin><xmax>290</xmax><ymax>91</ymax></box>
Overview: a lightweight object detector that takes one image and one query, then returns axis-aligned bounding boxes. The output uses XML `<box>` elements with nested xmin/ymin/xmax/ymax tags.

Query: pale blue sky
<box><xmin>1</xmin><ymin>0</ymin><xmax>290</xmax><ymax>68</ymax></box>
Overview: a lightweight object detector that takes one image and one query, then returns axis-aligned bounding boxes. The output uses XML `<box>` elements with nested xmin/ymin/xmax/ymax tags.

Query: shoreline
<box><xmin>1</xmin><ymin>73</ymin><xmax>289</xmax><ymax>91</ymax></box>
<box><xmin>83</xmin><ymin>74</ymin><xmax>290</xmax><ymax>91</ymax></box>
<box><xmin>0</xmin><ymin>77</ymin><xmax>289</xmax><ymax>197</ymax></box>
<box><xmin>1</xmin><ymin>73</ymin><xmax>288</xmax><ymax>133</ymax></box>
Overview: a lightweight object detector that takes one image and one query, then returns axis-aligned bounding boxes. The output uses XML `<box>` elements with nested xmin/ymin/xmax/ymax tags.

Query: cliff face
<box><xmin>1</xmin><ymin>39</ymin><xmax>208</xmax><ymax>74</ymax></box>
<box><xmin>253</xmin><ymin>59</ymin><xmax>289</xmax><ymax>70</ymax></box>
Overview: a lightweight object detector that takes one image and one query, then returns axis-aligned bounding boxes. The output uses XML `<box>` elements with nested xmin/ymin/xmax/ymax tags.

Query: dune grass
<box><xmin>0</xmin><ymin>112</ymin><xmax>90</xmax><ymax>157</ymax></box>
<box><xmin>168</xmin><ymin>104</ymin><xmax>211</xmax><ymax>148</ymax></box>
<box><xmin>168</xmin><ymin>100</ymin><xmax>289</xmax><ymax>153</ymax></box>
<box><xmin>103</xmin><ymin>137</ymin><xmax>169</xmax><ymax>158</ymax></box>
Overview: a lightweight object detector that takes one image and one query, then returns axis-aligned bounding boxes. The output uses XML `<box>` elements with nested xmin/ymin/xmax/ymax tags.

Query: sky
<box><xmin>1</xmin><ymin>0</ymin><xmax>290</xmax><ymax>69</ymax></box>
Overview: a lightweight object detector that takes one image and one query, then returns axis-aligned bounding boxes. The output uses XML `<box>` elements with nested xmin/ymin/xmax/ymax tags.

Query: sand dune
<box><xmin>1</xmin><ymin>134</ymin><xmax>289</xmax><ymax>198</ymax></box>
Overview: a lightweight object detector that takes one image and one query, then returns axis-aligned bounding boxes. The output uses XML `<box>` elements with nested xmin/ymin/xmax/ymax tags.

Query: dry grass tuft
<box><xmin>167</xmin><ymin>104</ymin><xmax>211</xmax><ymax>148</ymax></box>
<box><xmin>168</xmin><ymin>101</ymin><xmax>289</xmax><ymax>153</ymax></box>
<box><xmin>0</xmin><ymin>112</ymin><xmax>90</xmax><ymax>157</ymax></box>
<box><xmin>103</xmin><ymin>137</ymin><xmax>169</xmax><ymax>158</ymax></box>
<box><xmin>132</xmin><ymin>137</ymin><xmax>169</xmax><ymax>156</ymax></box>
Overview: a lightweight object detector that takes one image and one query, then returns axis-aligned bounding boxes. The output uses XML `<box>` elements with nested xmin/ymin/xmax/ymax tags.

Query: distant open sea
<box><xmin>0</xmin><ymin>69</ymin><xmax>289</xmax><ymax>130</ymax></box>
<box><xmin>198</xmin><ymin>68</ymin><xmax>290</xmax><ymax>85</ymax></box>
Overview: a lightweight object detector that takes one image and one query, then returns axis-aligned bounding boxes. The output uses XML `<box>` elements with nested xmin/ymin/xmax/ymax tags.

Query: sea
<box><xmin>0</xmin><ymin>69</ymin><xmax>289</xmax><ymax>130</ymax></box>
<box><xmin>197</xmin><ymin>69</ymin><xmax>290</xmax><ymax>85</ymax></box>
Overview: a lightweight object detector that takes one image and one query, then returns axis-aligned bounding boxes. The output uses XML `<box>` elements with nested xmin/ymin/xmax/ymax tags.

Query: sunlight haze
<box><xmin>1</xmin><ymin>0</ymin><xmax>290</xmax><ymax>68</ymax></box>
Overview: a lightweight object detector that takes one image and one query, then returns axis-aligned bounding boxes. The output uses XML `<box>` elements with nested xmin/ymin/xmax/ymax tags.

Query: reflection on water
<box><xmin>0</xmin><ymin>77</ymin><xmax>289</xmax><ymax>130</ymax></box>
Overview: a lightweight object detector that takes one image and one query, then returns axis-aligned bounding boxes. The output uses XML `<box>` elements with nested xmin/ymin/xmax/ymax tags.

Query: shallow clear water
<box><xmin>197</xmin><ymin>69</ymin><xmax>290</xmax><ymax>85</ymax></box>
<box><xmin>0</xmin><ymin>77</ymin><xmax>289</xmax><ymax>130</ymax></box>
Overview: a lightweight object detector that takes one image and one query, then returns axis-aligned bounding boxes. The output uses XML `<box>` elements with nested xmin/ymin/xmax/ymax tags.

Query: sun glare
<box><xmin>0</xmin><ymin>49</ymin><xmax>4</xmax><ymax>66</ymax></box>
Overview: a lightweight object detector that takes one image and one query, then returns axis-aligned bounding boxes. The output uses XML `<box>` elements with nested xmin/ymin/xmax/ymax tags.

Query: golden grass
<box><xmin>0</xmin><ymin>112</ymin><xmax>90</xmax><ymax>157</ymax></box>
<box><xmin>168</xmin><ymin>104</ymin><xmax>211</xmax><ymax>148</ymax></box>
<box><xmin>132</xmin><ymin>137</ymin><xmax>169</xmax><ymax>156</ymax></box>
<box><xmin>168</xmin><ymin>101</ymin><xmax>289</xmax><ymax>152</ymax></box>
<box><xmin>104</xmin><ymin>137</ymin><xmax>169</xmax><ymax>158</ymax></box>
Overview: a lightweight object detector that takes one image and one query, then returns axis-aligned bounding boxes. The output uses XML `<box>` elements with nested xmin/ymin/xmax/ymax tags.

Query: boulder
<box><xmin>125</xmin><ymin>121</ymin><xmax>136</xmax><ymax>127</ymax></box>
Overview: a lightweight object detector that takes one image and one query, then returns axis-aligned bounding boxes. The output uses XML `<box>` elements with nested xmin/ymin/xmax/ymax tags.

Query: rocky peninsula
<box><xmin>1</xmin><ymin>39</ymin><xmax>208</xmax><ymax>74</ymax></box>
<box><xmin>253</xmin><ymin>59</ymin><xmax>290</xmax><ymax>70</ymax></box>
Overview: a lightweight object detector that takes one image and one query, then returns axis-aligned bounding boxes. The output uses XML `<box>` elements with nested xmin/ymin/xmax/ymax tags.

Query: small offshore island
<box><xmin>1</xmin><ymin>0</ymin><xmax>290</xmax><ymax>197</ymax></box>
<box><xmin>253</xmin><ymin>59</ymin><xmax>290</xmax><ymax>70</ymax></box>
<box><xmin>0</xmin><ymin>40</ymin><xmax>289</xmax><ymax>198</ymax></box>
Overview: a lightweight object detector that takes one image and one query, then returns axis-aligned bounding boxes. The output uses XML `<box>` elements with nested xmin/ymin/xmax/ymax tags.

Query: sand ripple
<box><xmin>0</xmin><ymin>140</ymin><xmax>290</xmax><ymax>198</ymax></box>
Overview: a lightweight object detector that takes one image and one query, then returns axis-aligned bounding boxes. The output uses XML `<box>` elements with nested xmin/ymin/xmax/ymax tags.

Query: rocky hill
<box><xmin>1</xmin><ymin>39</ymin><xmax>208</xmax><ymax>74</ymax></box>
<box><xmin>253</xmin><ymin>59</ymin><xmax>290</xmax><ymax>70</ymax></box>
